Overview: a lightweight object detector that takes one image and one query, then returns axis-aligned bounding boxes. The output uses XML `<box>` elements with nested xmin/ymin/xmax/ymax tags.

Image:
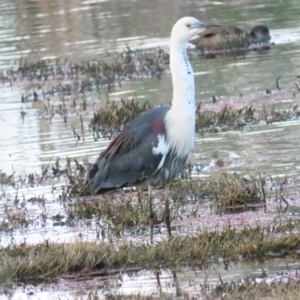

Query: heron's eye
<box><xmin>186</xmin><ymin>23</ymin><xmax>191</xmax><ymax>28</ymax></box>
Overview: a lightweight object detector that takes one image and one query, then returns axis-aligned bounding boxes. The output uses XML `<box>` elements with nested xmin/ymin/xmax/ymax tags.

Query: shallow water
<box><xmin>1</xmin><ymin>0</ymin><xmax>300</xmax><ymax>298</ymax></box>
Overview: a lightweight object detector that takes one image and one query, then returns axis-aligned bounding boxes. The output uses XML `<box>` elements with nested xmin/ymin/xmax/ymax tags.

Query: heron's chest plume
<box><xmin>164</xmin><ymin>46</ymin><xmax>196</xmax><ymax>158</ymax></box>
<box><xmin>165</xmin><ymin>101</ymin><xmax>195</xmax><ymax>158</ymax></box>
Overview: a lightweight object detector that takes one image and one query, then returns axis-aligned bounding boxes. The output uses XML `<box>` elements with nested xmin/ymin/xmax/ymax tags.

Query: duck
<box><xmin>190</xmin><ymin>24</ymin><xmax>271</xmax><ymax>52</ymax></box>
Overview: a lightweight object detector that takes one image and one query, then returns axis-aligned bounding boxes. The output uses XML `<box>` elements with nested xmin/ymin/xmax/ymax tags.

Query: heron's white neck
<box><xmin>165</xmin><ymin>40</ymin><xmax>196</xmax><ymax>158</ymax></box>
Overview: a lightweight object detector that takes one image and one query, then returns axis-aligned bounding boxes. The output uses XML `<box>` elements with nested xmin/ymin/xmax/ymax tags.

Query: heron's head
<box><xmin>171</xmin><ymin>16</ymin><xmax>207</xmax><ymax>45</ymax></box>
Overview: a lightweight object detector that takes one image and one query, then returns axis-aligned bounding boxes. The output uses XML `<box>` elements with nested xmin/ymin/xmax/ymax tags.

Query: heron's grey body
<box><xmin>88</xmin><ymin>16</ymin><xmax>208</xmax><ymax>242</ymax></box>
<box><xmin>89</xmin><ymin>105</ymin><xmax>187</xmax><ymax>194</ymax></box>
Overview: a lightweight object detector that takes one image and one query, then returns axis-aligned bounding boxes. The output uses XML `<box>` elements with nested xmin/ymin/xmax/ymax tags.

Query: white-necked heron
<box><xmin>88</xmin><ymin>16</ymin><xmax>208</xmax><ymax>243</ymax></box>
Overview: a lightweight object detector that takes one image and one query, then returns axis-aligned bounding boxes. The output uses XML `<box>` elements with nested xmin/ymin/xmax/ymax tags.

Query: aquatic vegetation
<box><xmin>0</xmin><ymin>151</ymin><xmax>289</xmax><ymax>235</ymax></box>
<box><xmin>1</xmin><ymin>218</ymin><xmax>300</xmax><ymax>283</ymax></box>
<box><xmin>293</xmin><ymin>82</ymin><xmax>300</xmax><ymax>97</ymax></box>
<box><xmin>196</xmin><ymin>103</ymin><xmax>300</xmax><ymax>132</ymax></box>
<box><xmin>170</xmin><ymin>172</ymin><xmax>265</xmax><ymax>209</ymax></box>
<box><xmin>204</xmin><ymin>173</ymin><xmax>265</xmax><ymax>213</ymax></box>
<box><xmin>2</xmin><ymin>47</ymin><xmax>168</xmax><ymax>98</ymax></box>
<box><xmin>196</xmin><ymin>104</ymin><xmax>256</xmax><ymax>132</ymax></box>
<box><xmin>259</xmin><ymin>103</ymin><xmax>300</xmax><ymax>124</ymax></box>
<box><xmin>207</xmin><ymin>277</ymin><xmax>300</xmax><ymax>300</ymax></box>
<box><xmin>0</xmin><ymin>172</ymin><xmax>15</xmax><ymax>186</ymax></box>
<box><xmin>88</xmin><ymin>98</ymin><xmax>300</xmax><ymax>139</ymax></box>
<box><xmin>66</xmin><ymin>195</ymin><xmax>151</xmax><ymax>236</ymax></box>
<box><xmin>0</xmin><ymin>159</ymin><xmax>295</xmax><ymax>241</ymax></box>
<box><xmin>65</xmin><ymin>170</ymin><xmax>270</xmax><ymax>227</ymax></box>
<box><xmin>90</xmin><ymin>95</ymin><xmax>153</xmax><ymax>139</ymax></box>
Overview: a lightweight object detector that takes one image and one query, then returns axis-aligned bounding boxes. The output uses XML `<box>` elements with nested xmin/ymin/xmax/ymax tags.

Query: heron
<box><xmin>88</xmin><ymin>16</ymin><xmax>207</xmax><ymax>243</ymax></box>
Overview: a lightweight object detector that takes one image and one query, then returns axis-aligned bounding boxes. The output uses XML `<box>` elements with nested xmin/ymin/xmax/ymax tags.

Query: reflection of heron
<box><xmin>88</xmin><ymin>17</ymin><xmax>207</xmax><ymax>243</ymax></box>
<box><xmin>190</xmin><ymin>24</ymin><xmax>271</xmax><ymax>51</ymax></box>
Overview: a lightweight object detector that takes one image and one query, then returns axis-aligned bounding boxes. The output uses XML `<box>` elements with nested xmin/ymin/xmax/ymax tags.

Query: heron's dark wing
<box><xmin>91</xmin><ymin>106</ymin><xmax>170</xmax><ymax>194</ymax></box>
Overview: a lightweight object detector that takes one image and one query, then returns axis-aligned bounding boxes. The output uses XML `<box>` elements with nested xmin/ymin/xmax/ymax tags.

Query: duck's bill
<box><xmin>205</xmin><ymin>24</ymin><xmax>222</xmax><ymax>28</ymax></box>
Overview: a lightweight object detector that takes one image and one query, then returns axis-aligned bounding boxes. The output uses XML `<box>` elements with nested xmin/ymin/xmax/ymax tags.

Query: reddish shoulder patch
<box><xmin>150</xmin><ymin>119</ymin><xmax>166</xmax><ymax>135</ymax></box>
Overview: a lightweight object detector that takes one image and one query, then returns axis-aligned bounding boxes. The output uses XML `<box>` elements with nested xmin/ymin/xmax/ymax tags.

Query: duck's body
<box><xmin>88</xmin><ymin>17</ymin><xmax>207</xmax><ymax>243</ymax></box>
<box><xmin>190</xmin><ymin>24</ymin><xmax>271</xmax><ymax>52</ymax></box>
<box><xmin>190</xmin><ymin>25</ymin><xmax>249</xmax><ymax>51</ymax></box>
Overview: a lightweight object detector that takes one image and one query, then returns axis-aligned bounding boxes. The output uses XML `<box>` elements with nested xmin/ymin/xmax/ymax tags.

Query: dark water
<box><xmin>1</xmin><ymin>0</ymin><xmax>300</xmax><ymax>298</ymax></box>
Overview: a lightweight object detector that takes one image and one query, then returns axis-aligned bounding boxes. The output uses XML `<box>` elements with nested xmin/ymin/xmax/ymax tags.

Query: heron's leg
<box><xmin>164</xmin><ymin>184</ymin><xmax>172</xmax><ymax>238</ymax></box>
<box><xmin>137</xmin><ymin>186</ymin><xmax>144</xmax><ymax>211</ymax></box>
<box><xmin>148</xmin><ymin>183</ymin><xmax>154</xmax><ymax>244</ymax></box>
